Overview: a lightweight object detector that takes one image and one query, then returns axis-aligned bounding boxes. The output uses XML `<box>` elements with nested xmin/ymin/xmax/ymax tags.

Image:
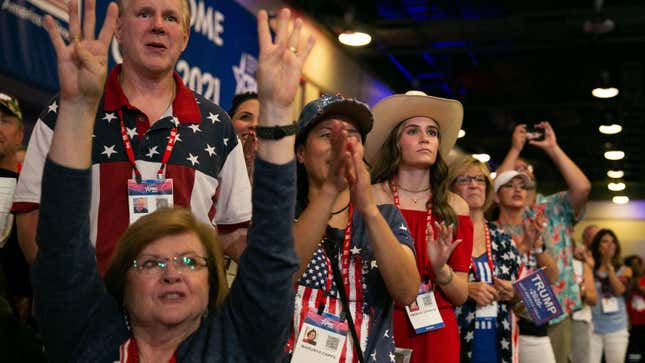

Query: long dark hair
<box><xmin>591</xmin><ymin>228</ymin><xmax>622</xmax><ymax>271</ymax></box>
<box><xmin>370</xmin><ymin>119</ymin><xmax>456</xmax><ymax>226</ymax></box>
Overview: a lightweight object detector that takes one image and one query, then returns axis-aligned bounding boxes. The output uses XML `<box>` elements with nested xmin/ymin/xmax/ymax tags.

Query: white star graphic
<box><xmin>204</xmin><ymin>144</ymin><xmax>217</xmax><ymax>157</ymax></box>
<box><xmin>370</xmin><ymin>352</ymin><xmax>377</xmax><ymax>361</ymax></box>
<box><xmin>371</xmin><ymin>260</ymin><xmax>378</xmax><ymax>269</ymax></box>
<box><xmin>501</xmin><ymin>338</ymin><xmax>510</xmax><ymax>349</ymax></box>
<box><xmin>466</xmin><ymin>312</ymin><xmax>475</xmax><ymax>322</ymax></box>
<box><xmin>101</xmin><ymin>145</ymin><xmax>117</xmax><ymax>159</ymax></box>
<box><xmin>47</xmin><ymin>100</ymin><xmax>58</xmax><ymax>113</ymax></box>
<box><xmin>223</xmin><ymin>138</ymin><xmax>229</xmax><ymax>146</ymax></box>
<box><xmin>171</xmin><ymin>116</ymin><xmax>180</xmax><ymax>126</ymax></box>
<box><xmin>126</xmin><ymin>127</ymin><xmax>137</xmax><ymax>139</ymax></box>
<box><xmin>389</xmin><ymin>352</ymin><xmax>396</xmax><ymax>362</ymax></box>
<box><xmin>500</xmin><ymin>265</ymin><xmax>510</xmax><ymax>275</ymax></box>
<box><xmin>102</xmin><ymin>112</ymin><xmax>117</xmax><ymax>123</ymax></box>
<box><xmin>186</xmin><ymin>153</ymin><xmax>199</xmax><ymax>166</ymax></box>
<box><xmin>502</xmin><ymin>319</ymin><xmax>510</xmax><ymax>330</ymax></box>
<box><xmin>175</xmin><ymin>133</ymin><xmax>183</xmax><ymax>143</ymax></box>
<box><xmin>384</xmin><ymin>329</ymin><xmax>389</xmax><ymax>338</ymax></box>
<box><xmin>465</xmin><ymin>331</ymin><xmax>474</xmax><ymax>342</ymax></box>
<box><xmin>207</xmin><ymin>112</ymin><xmax>220</xmax><ymax>123</ymax></box>
<box><xmin>399</xmin><ymin>223</ymin><xmax>408</xmax><ymax>231</ymax></box>
<box><xmin>146</xmin><ymin>146</ymin><xmax>159</xmax><ymax>158</ymax></box>
<box><xmin>350</xmin><ymin>246</ymin><xmax>361</xmax><ymax>255</ymax></box>
<box><xmin>188</xmin><ymin>124</ymin><xmax>201</xmax><ymax>133</ymax></box>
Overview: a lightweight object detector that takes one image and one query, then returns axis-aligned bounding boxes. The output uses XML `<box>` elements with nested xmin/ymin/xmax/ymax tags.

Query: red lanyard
<box><xmin>118</xmin><ymin>111</ymin><xmax>177</xmax><ymax>183</ymax></box>
<box><xmin>123</xmin><ymin>336</ymin><xmax>176</xmax><ymax>363</ymax></box>
<box><xmin>471</xmin><ymin>223</ymin><xmax>494</xmax><ymax>281</ymax></box>
<box><xmin>390</xmin><ymin>178</ymin><xmax>433</xmax><ymax>279</ymax></box>
<box><xmin>317</xmin><ymin>205</ymin><xmax>353</xmax><ymax>309</ymax></box>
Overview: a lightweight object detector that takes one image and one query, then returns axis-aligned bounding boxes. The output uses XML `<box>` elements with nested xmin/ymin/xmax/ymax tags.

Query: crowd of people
<box><xmin>0</xmin><ymin>0</ymin><xmax>644</xmax><ymax>362</ymax></box>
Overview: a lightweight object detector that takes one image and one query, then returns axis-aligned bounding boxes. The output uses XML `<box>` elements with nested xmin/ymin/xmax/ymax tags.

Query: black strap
<box><xmin>323</xmin><ymin>238</ymin><xmax>366</xmax><ymax>363</ymax></box>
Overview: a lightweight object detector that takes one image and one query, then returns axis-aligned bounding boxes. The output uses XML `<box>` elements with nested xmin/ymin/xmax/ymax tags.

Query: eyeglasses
<box><xmin>131</xmin><ymin>254</ymin><xmax>208</xmax><ymax>274</ymax></box>
<box><xmin>454</xmin><ymin>175</ymin><xmax>487</xmax><ymax>185</ymax></box>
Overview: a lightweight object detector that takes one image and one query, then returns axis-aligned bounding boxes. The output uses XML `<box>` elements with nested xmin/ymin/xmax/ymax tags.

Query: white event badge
<box><xmin>406</xmin><ymin>282</ymin><xmax>445</xmax><ymax>334</ymax></box>
<box><xmin>476</xmin><ymin>300</ymin><xmax>498</xmax><ymax>319</ymax></box>
<box><xmin>601</xmin><ymin>296</ymin><xmax>620</xmax><ymax>314</ymax></box>
<box><xmin>291</xmin><ymin>311</ymin><xmax>348</xmax><ymax>363</ymax></box>
<box><xmin>127</xmin><ymin>179</ymin><xmax>174</xmax><ymax>224</ymax></box>
<box><xmin>631</xmin><ymin>295</ymin><xmax>645</xmax><ymax>312</ymax></box>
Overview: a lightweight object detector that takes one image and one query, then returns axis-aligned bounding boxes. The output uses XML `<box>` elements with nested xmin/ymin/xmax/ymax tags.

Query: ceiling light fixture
<box><xmin>612</xmin><ymin>195</ymin><xmax>629</xmax><ymax>204</ymax></box>
<box><xmin>607</xmin><ymin>170</ymin><xmax>624</xmax><ymax>179</ymax></box>
<box><xmin>608</xmin><ymin>182</ymin><xmax>625</xmax><ymax>191</ymax></box>
<box><xmin>604</xmin><ymin>150</ymin><xmax>625</xmax><ymax>160</ymax></box>
<box><xmin>338</xmin><ymin>31</ymin><xmax>372</xmax><ymax>47</ymax></box>
<box><xmin>592</xmin><ymin>71</ymin><xmax>619</xmax><ymax>99</ymax></box>
<box><xmin>598</xmin><ymin>124</ymin><xmax>622</xmax><ymax>134</ymax></box>
<box><xmin>472</xmin><ymin>153</ymin><xmax>490</xmax><ymax>163</ymax></box>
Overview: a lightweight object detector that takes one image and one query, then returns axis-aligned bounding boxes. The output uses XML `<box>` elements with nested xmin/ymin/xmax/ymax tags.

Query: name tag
<box><xmin>406</xmin><ymin>283</ymin><xmax>445</xmax><ymax>334</ymax></box>
<box><xmin>601</xmin><ymin>296</ymin><xmax>620</xmax><ymax>314</ymax></box>
<box><xmin>476</xmin><ymin>301</ymin><xmax>498</xmax><ymax>319</ymax></box>
<box><xmin>292</xmin><ymin>311</ymin><xmax>348</xmax><ymax>363</ymax></box>
<box><xmin>127</xmin><ymin>179</ymin><xmax>174</xmax><ymax>224</ymax></box>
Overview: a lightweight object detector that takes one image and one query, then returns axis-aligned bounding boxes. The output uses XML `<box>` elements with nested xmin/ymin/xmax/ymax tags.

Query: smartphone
<box><xmin>526</xmin><ymin>127</ymin><xmax>545</xmax><ymax>141</ymax></box>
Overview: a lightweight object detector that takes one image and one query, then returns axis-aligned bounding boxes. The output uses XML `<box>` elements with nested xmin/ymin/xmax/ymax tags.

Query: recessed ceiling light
<box><xmin>458</xmin><ymin>129</ymin><xmax>466</xmax><ymax>138</ymax></box>
<box><xmin>592</xmin><ymin>87</ymin><xmax>619</xmax><ymax>99</ymax></box>
<box><xmin>612</xmin><ymin>196</ymin><xmax>629</xmax><ymax>204</ymax></box>
<box><xmin>607</xmin><ymin>170</ymin><xmax>624</xmax><ymax>179</ymax></box>
<box><xmin>604</xmin><ymin>150</ymin><xmax>625</xmax><ymax>160</ymax></box>
<box><xmin>608</xmin><ymin>182</ymin><xmax>625</xmax><ymax>191</ymax></box>
<box><xmin>472</xmin><ymin>153</ymin><xmax>490</xmax><ymax>162</ymax></box>
<box><xmin>338</xmin><ymin>31</ymin><xmax>372</xmax><ymax>46</ymax></box>
<box><xmin>598</xmin><ymin>124</ymin><xmax>622</xmax><ymax>134</ymax></box>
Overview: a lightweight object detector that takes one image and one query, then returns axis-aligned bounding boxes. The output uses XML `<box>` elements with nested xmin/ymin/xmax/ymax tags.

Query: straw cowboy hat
<box><xmin>365</xmin><ymin>90</ymin><xmax>463</xmax><ymax>163</ymax></box>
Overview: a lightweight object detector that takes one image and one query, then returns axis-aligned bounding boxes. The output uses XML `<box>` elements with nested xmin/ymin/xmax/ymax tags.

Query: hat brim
<box><xmin>297</xmin><ymin>99</ymin><xmax>374</xmax><ymax>144</ymax></box>
<box><xmin>366</xmin><ymin>94</ymin><xmax>463</xmax><ymax>163</ymax></box>
<box><xmin>0</xmin><ymin>104</ymin><xmax>19</xmax><ymax>120</ymax></box>
<box><xmin>494</xmin><ymin>171</ymin><xmax>533</xmax><ymax>193</ymax></box>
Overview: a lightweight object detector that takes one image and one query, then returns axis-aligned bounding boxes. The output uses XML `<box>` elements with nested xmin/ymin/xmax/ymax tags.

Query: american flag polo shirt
<box><xmin>291</xmin><ymin>204</ymin><xmax>414</xmax><ymax>363</ymax></box>
<box><xmin>13</xmin><ymin>65</ymin><xmax>252</xmax><ymax>273</ymax></box>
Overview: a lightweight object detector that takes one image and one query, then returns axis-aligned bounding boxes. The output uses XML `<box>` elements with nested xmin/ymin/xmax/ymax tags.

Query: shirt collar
<box><xmin>103</xmin><ymin>64</ymin><xmax>201</xmax><ymax>124</ymax></box>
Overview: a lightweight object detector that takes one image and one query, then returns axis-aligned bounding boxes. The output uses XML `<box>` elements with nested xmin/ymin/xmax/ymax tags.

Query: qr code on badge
<box><xmin>422</xmin><ymin>294</ymin><xmax>433</xmax><ymax>305</ymax></box>
<box><xmin>325</xmin><ymin>336</ymin><xmax>340</xmax><ymax>351</ymax></box>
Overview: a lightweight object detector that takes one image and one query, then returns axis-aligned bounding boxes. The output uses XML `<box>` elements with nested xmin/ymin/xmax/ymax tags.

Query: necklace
<box><xmin>396</xmin><ymin>183</ymin><xmax>431</xmax><ymax>193</ymax></box>
<box><xmin>330</xmin><ymin>203</ymin><xmax>350</xmax><ymax>216</ymax></box>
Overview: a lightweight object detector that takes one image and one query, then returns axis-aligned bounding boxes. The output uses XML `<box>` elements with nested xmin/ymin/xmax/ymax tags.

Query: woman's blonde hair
<box><xmin>104</xmin><ymin>207</ymin><xmax>228</xmax><ymax>310</ymax></box>
<box><xmin>447</xmin><ymin>155</ymin><xmax>494</xmax><ymax>211</ymax></box>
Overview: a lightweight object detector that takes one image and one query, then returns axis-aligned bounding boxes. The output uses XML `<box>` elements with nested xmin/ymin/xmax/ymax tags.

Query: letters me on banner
<box><xmin>0</xmin><ymin>0</ymin><xmax>258</xmax><ymax>110</ymax></box>
<box><xmin>513</xmin><ymin>268</ymin><xmax>563</xmax><ymax>325</ymax></box>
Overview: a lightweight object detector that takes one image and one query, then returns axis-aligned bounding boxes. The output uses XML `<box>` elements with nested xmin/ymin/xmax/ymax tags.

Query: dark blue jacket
<box><xmin>32</xmin><ymin>157</ymin><xmax>298</xmax><ymax>362</ymax></box>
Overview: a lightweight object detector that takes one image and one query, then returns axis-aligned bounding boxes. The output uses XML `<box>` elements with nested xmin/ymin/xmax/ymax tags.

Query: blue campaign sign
<box><xmin>513</xmin><ymin>268</ymin><xmax>563</xmax><ymax>325</ymax></box>
<box><xmin>1</xmin><ymin>0</ymin><xmax>258</xmax><ymax>111</ymax></box>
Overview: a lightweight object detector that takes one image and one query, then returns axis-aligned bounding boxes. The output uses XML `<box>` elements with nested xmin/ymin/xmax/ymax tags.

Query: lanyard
<box><xmin>123</xmin><ymin>336</ymin><xmax>177</xmax><ymax>363</ymax></box>
<box><xmin>390</xmin><ymin>178</ymin><xmax>433</xmax><ymax>280</ymax></box>
<box><xmin>318</xmin><ymin>205</ymin><xmax>354</xmax><ymax>310</ymax></box>
<box><xmin>471</xmin><ymin>223</ymin><xmax>494</xmax><ymax>281</ymax></box>
<box><xmin>118</xmin><ymin>111</ymin><xmax>177</xmax><ymax>183</ymax></box>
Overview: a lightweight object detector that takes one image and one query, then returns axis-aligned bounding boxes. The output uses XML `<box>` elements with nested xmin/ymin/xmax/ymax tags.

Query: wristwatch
<box><xmin>255</xmin><ymin>123</ymin><xmax>298</xmax><ymax>140</ymax></box>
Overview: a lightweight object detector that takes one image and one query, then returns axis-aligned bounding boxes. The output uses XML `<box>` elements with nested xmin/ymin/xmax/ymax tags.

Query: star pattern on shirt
<box><xmin>389</xmin><ymin>352</ymin><xmax>396</xmax><ymax>362</ymax></box>
<box><xmin>204</xmin><ymin>144</ymin><xmax>217</xmax><ymax>157</ymax></box>
<box><xmin>501</xmin><ymin>338</ymin><xmax>510</xmax><ymax>349</ymax></box>
<box><xmin>126</xmin><ymin>127</ymin><xmax>137</xmax><ymax>139</ymax></box>
<box><xmin>370</xmin><ymin>260</ymin><xmax>378</xmax><ymax>269</ymax></box>
<box><xmin>223</xmin><ymin>138</ymin><xmax>229</xmax><ymax>146</ymax></box>
<box><xmin>383</xmin><ymin>329</ymin><xmax>390</xmax><ymax>338</ymax></box>
<box><xmin>101</xmin><ymin>112</ymin><xmax>117</xmax><ymax>123</ymax></box>
<box><xmin>207</xmin><ymin>112</ymin><xmax>220</xmax><ymax>124</ymax></box>
<box><xmin>465</xmin><ymin>331</ymin><xmax>474</xmax><ymax>342</ymax></box>
<box><xmin>171</xmin><ymin>116</ymin><xmax>180</xmax><ymax>127</ymax></box>
<box><xmin>466</xmin><ymin>312</ymin><xmax>475</xmax><ymax>322</ymax></box>
<box><xmin>175</xmin><ymin>133</ymin><xmax>183</xmax><ymax>143</ymax></box>
<box><xmin>101</xmin><ymin>145</ymin><xmax>117</xmax><ymax>159</ymax></box>
<box><xmin>48</xmin><ymin>100</ymin><xmax>58</xmax><ymax>113</ymax></box>
<box><xmin>186</xmin><ymin>153</ymin><xmax>199</xmax><ymax>166</ymax></box>
<box><xmin>188</xmin><ymin>124</ymin><xmax>201</xmax><ymax>133</ymax></box>
<box><xmin>146</xmin><ymin>146</ymin><xmax>159</xmax><ymax>158</ymax></box>
<box><xmin>370</xmin><ymin>352</ymin><xmax>377</xmax><ymax>361</ymax></box>
<box><xmin>399</xmin><ymin>223</ymin><xmax>408</xmax><ymax>231</ymax></box>
<box><xmin>298</xmin><ymin>248</ymin><xmax>337</xmax><ymax>293</ymax></box>
<box><xmin>350</xmin><ymin>246</ymin><xmax>361</xmax><ymax>255</ymax></box>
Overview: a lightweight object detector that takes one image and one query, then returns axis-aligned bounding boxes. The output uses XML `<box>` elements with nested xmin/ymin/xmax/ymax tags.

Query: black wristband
<box><xmin>255</xmin><ymin>123</ymin><xmax>298</xmax><ymax>140</ymax></box>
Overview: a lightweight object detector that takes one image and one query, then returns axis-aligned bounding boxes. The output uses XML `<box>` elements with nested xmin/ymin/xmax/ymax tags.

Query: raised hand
<box><xmin>522</xmin><ymin>217</ymin><xmax>544</xmax><ymax>250</ymax></box>
<box><xmin>43</xmin><ymin>0</ymin><xmax>118</xmax><ymax>105</ymax></box>
<box><xmin>242</xmin><ymin>130</ymin><xmax>256</xmax><ymax>181</ymax></box>
<box><xmin>468</xmin><ymin>281</ymin><xmax>499</xmax><ymax>306</ymax></box>
<box><xmin>529</xmin><ymin>121</ymin><xmax>558</xmax><ymax>150</ymax></box>
<box><xmin>427</xmin><ymin>221</ymin><xmax>462</xmax><ymax>275</ymax></box>
<box><xmin>511</xmin><ymin>124</ymin><xmax>528</xmax><ymax>152</ymax></box>
<box><xmin>346</xmin><ymin>136</ymin><xmax>376</xmax><ymax>215</ymax></box>
<box><xmin>256</xmin><ymin>8</ymin><xmax>315</xmax><ymax>124</ymax></box>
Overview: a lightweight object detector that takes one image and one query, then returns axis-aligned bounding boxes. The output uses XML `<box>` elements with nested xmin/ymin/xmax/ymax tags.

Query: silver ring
<box><xmin>288</xmin><ymin>46</ymin><xmax>297</xmax><ymax>54</ymax></box>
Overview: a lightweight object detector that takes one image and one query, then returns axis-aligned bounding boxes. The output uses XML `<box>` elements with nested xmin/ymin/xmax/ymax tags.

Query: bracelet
<box><xmin>255</xmin><ymin>123</ymin><xmax>298</xmax><ymax>140</ymax></box>
<box><xmin>436</xmin><ymin>265</ymin><xmax>454</xmax><ymax>286</ymax></box>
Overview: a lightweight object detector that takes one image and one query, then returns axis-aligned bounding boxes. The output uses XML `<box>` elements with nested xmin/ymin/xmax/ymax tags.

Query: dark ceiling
<box><xmin>286</xmin><ymin>0</ymin><xmax>645</xmax><ymax>202</ymax></box>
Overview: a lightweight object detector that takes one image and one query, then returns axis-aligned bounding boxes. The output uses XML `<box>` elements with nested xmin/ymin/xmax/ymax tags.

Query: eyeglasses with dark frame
<box><xmin>131</xmin><ymin>254</ymin><xmax>208</xmax><ymax>274</ymax></box>
<box><xmin>454</xmin><ymin>175</ymin><xmax>487</xmax><ymax>185</ymax></box>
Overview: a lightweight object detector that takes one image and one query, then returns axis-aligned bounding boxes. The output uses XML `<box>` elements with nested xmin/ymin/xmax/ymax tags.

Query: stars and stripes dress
<box><xmin>289</xmin><ymin>204</ymin><xmax>414</xmax><ymax>363</ymax></box>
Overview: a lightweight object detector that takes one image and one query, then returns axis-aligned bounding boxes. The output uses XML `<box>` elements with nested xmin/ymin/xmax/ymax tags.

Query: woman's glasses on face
<box><xmin>454</xmin><ymin>175</ymin><xmax>487</xmax><ymax>185</ymax></box>
<box><xmin>131</xmin><ymin>254</ymin><xmax>208</xmax><ymax>274</ymax></box>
